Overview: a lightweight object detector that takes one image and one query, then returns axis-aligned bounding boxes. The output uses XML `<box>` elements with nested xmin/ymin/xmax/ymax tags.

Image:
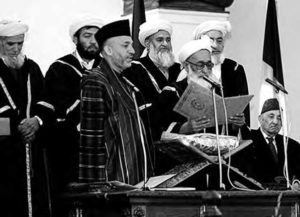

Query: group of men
<box><xmin>0</xmin><ymin>14</ymin><xmax>300</xmax><ymax>217</ymax></box>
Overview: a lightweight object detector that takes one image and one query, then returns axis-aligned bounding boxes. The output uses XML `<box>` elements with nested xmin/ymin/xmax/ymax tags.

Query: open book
<box><xmin>157</xmin><ymin>132</ymin><xmax>252</xmax><ymax>163</ymax></box>
<box><xmin>173</xmin><ymin>80</ymin><xmax>253</xmax><ymax>128</ymax></box>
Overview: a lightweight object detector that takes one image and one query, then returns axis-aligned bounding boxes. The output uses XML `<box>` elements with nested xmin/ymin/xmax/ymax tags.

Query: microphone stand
<box><xmin>265</xmin><ymin>78</ymin><xmax>290</xmax><ymax>189</ymax></box>
<box><xmin>212</xmin><ymin>87</ymin><xmax>225</xmax><ymax>190</ymax></box>
<box><xmin>203</xmin><ymin>76</ymin><xmax>225</xmax><ymax>190</ymax></box>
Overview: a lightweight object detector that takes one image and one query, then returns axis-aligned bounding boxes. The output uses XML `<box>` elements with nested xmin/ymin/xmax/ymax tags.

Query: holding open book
<box><xmin>173</xmin><ymin>80</ymin><xmax>253</xmax><ymax>128</ymax></box>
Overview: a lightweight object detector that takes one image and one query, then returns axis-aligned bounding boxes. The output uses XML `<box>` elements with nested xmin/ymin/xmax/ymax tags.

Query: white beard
<box><xmin>187</xmin><ymin>65</ymin><xmax>220</xmax><ymax>90</ymax></box>
<box><xmin>149</xmin><ymin>45</ymin><xmax>175</xmax><ymax>68</ymax></box>
<box><xmin>211</xmin><ymin>53</ymin><xmax>225</xmax><ymax>65</ymax></box>
<box><xmin>2</xmin><ymin>54</ymin><xmax>25</xmax><ymax>69</ymax></box>
<box><xmin>187</xmin><ymin>65</ymin><xmax>211</xmax><ymax>89</ymax></box>
<box><xmin>157</xmin><ymin>50</ymin><xmax>175</xmax><ymax>68</ymax></box>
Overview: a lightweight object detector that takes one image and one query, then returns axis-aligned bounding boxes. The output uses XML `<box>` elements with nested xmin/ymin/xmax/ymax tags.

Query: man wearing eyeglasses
<box><xmin>151</xmin><ymin>36</ymin><xmax>215</xmax><ymax>137</ymax></box>
<box><xmin>149</xmin><ymin>36</ymin><xmax>219</xmax><ymax>174</ymax></box>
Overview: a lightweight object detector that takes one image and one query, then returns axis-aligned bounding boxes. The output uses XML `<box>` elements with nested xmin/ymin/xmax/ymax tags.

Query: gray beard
<box><xmin>149</xmin><ymin>49</ymin><xmax>175</xmax><ymax>68</ymax></box>
<box><xmin>2</xmin><ymin>55</ymin><xmax>25</xmax><ymax>69</ymax></box>
<box><xmin>211</xmin><ymin>53</ymin><xmax>225</xmax><ymax>65</ymax></box>
<box><xmin>157</xmin><ymin>51</ymin><xmax>175</xmax><ymax>68</ymax></box>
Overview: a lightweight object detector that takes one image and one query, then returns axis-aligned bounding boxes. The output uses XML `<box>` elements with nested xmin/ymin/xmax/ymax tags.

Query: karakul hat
<box><xmin>95</xmin><ymin>19</ymin><xmax>131</xmax><ymax>50</ymax></box>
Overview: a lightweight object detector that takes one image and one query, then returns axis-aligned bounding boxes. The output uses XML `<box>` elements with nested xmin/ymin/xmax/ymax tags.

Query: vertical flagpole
<box><xmin>132</xmin><ymin>0</ymin><xmax>146</xmax><ymax>59</ymax></box>
<box><xmin>260</xmin><ymin>0</ymin><xmax>290</xmax><ymax>188</ymax></box>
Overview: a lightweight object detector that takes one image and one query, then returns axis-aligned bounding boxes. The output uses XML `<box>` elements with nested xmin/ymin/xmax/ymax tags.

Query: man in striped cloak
<box><xmin>79</xmin><ymin>19</ymin><xmax>154</xmax><ymax>185</ymax></box>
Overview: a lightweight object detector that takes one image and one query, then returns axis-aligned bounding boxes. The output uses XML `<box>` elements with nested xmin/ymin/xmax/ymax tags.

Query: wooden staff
<box><xmin>26</xmin><ymin>143</ymin><xmax>33</xmax><ymax>217</ymax></box>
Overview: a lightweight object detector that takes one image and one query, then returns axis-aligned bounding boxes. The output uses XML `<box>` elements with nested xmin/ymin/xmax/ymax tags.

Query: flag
<box><xmin>263</xmin><ymin>0</ymin><xmax>284</xmax><ymax>85</ymax></box>
<box><xmin>259</xmin><ymin>0</ymin><xmax>285</xmax><ymax>110</ymax></box>
<box><xmin>259</xmin><ymin>0</ymin><xmax>290</xmax><ymax>187</ymax></box>
<box><xmin>132</xmin><ymin>0</ymin><xmax>146</xmax><ymax>60</ymax></box>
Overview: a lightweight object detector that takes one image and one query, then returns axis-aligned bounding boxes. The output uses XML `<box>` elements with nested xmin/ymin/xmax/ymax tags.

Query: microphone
<box><xmin>202</xmin><ymin>75</ymin><xmax>222</xmax><ymax>89</ymax></box>
<box><xmin>122</xmin><ymin>76</ymin><xmax>140</xmax><ymax>92</ymax></box>
<box><xmin>265</xmin><ymin>78</ymin><xmax>288</xmax><ymax>94</ymax></box>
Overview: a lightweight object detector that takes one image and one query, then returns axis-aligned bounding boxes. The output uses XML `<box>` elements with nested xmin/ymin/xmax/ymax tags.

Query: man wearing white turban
<box><xmin>193</xmin><ymin>20</ymin><xmax>249</xmax><ymax>133</ymax></box>
<box><xmin>150</xmin><ymin>36</ymin><xmax>216</xmax><ymax>174</ymax></box>
<box><xmin>153</xmin><ymin>36</ymin><xmax>214</xmax><ymax>136</ymax></box>
<box><xmin>0</xmin><ymin>19</ymin><xmax>48</xmax><ymax>216</ymax></box>
<box><xmin>123</xmin><ymin>18</ymin><xmax>181</xmax><ymax>141</ymax></box>
<box><xmin>35</xmin><ymin>14</ymin><xmax>104</xmax><ymax>217</ymax></box>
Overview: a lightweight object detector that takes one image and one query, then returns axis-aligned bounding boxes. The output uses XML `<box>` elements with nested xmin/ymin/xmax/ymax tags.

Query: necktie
<box><xmin>267</xmin><ymin>137</ymin><xmax>278</xmax><ymax>163</ymax></box>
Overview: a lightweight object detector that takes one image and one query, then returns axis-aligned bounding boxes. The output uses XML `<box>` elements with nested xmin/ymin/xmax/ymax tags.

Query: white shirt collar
<box><xmin>260</xmin><ymin>128</ymin><xmax>273</xmax><ymax>141</ymax></box>
<box><xmin>74</xmin><ymin>50</ymin><xmax>95</xmax><ymax>70</ymax></box>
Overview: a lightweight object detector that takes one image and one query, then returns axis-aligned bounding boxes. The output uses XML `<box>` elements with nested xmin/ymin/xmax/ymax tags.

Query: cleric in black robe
<box><xmin>152</xmin><ymin>36</ymin><xmax>247</xmax><ymax>138</ymax></box>
<box><xmin>123</xmin><ymin>19</ymin><xmax>181</xmax><ymax>141</ymax></box>
<box><xmin>36</xmin><ymin>15</ymin><xmax>103</xmax><ymax>217</ymax></box>
<box><xmin>233</xmin><ymin>98</ymin><xmax>300</xmax><ymax>189</ymax></box>
<box><xmin>192</xmin><ymin>20</ymin><xmax>250</xmax><ymax>131</ymax></box>
<box><xmin>0</xmin><ymin>20</ymin><xmax>48</xmax><ymax>217</ymax></box>
<box><xmin>151</xmin><ymin>36</ymin><xmax>246</xmax><ymax>175</ymax></box>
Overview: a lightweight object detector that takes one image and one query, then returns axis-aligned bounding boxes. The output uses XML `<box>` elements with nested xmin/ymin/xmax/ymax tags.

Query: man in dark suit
<box><xmin>236</xmin><ymin>98</ymin><xmax>300</xmax><ymax>188</ymax></box>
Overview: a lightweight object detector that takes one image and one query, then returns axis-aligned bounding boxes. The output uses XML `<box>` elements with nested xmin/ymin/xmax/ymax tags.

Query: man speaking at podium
<box><xmin>79</xmin><ymin>19</ymin><xmax>154</xmax><ymax>185</ymax></box>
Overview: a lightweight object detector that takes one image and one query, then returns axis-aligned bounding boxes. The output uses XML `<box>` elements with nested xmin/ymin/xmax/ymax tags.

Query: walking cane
<box><xmin>25</xmin><ymin>142</ymin><xmax>33</xmax><ymax>217</ymax></box>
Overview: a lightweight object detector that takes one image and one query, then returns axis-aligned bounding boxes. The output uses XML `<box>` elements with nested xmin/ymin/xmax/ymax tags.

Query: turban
<box><xmin>193</xmin><ymin>20</ymin><xmax>231</xmax><ymax>40</ymax></box>
<box><xmin>261</xmin><ymin>98</ymin><xmax>280</xmax><ymax>114</ymax></box>
<box><xmin>178</xmin><ymin>35</ymin><xmax>212</xmax><ymax>64</ymax></box>
<box><xmin>69</xmin><ymin>14</ymin><xmax>104</xmax><ymax>38</ymax></box>
<box><xmin>0</xmin><ymin>19</ymin><xmax>28</xmax><ymax>37</ymax></box>
<box><xmin>138</xmin><ymin>19</ymin><xmax>173</xmax><ymax>47</ymax></box>
<box><xmin>95</xmin><ymin>19</ymin><xmax>131</xmax><ymax>50</ymax></box>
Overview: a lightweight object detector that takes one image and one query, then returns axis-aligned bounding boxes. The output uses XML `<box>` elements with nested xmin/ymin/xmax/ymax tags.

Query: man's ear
<box><xmin>183</xmin><ymin>62</ymin><xmax>189</xmax><ymax>72</ymax></box>
<box><xmin>103</xmin><ymin>45</ymin><xmax>113</xmax><ymax>56</ymax></box>
<box><xmin>258</xmin><ymin>114</ymin><xmax>263</xmax><ymax>125</ymax></box>
<box><xmin>144</xmin><ymin>39</ymin><xmax>150</xmax><ymax>50</ymax></box>
<box><xmin>73</xmin><ymin>36</ymin><xmax>78</xmax><ymax>45</ymax></box>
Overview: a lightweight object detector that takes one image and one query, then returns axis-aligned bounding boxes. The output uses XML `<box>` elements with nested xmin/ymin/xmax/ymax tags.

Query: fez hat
<box><xmin>95</xmin><ymin>19</ymin><xmax>131</xmax><ymax>50</ymax></box>
<box><xmin>260</xmin><ymin>98</ymin><xmax>280</xmax><ymax>114</ymax></box>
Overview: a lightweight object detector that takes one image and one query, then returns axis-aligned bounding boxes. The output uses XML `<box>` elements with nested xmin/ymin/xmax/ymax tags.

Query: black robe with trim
<box><xmin>220</xmin><ymin>58</ymin><xmax>250</xmax><ymax>126</ymax></box>
<box><xmin>39</xmin><ymin>54</ymin><xmax>101</xmax><ymax>216</ymax></box>
<box><xmin>0</xmin><ymin>58</ymin><xmax>47</xmax><ymax>217</ymax></box>
<box><xmin>123</xmin><ymin>55</ymin><xmax>181</xmax><ymax>141</ymax></box>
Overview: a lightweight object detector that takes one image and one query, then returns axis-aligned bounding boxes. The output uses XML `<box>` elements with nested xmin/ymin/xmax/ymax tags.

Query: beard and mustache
<box><xmin>1</xmin><ymin>54</ymin><xmax>25</xmax><ymax>69</ymax></box>
<box><xmin>149</xmin><ymin>45</ymin><xmax>175</xmax><ymax>68</ymax></box>
<box><xmin>211</xmin><ymin>53</ymin><xmax>225</xmax><ymax>65</ymax></box>
<box><xmin>76</xmin><ymin>42</ymin><xmax>100</xmax><ymax>61</ymax></box>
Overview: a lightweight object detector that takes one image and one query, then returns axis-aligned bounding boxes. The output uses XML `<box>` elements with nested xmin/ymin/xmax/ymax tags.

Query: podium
<box><xmin>153</xmin><ymin>138</ymin><xmax>264</xmax><ymax>190</ymax></box>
